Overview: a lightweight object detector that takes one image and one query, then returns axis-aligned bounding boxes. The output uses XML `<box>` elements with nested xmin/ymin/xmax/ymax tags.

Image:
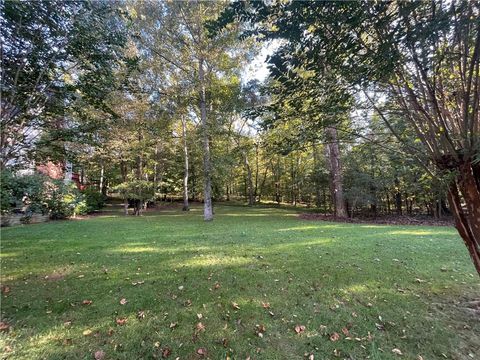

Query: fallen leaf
<box><xmin>64</xmin><ymin>321</ymin><xmax>72</xmax><ymax>327</ymax></box>
<box><xmin>116</xmin><ymin>317</ymin><xmax>127</xmax><ymax>326</ymax></box>
<box><xmin>196</xmin><ymin>322</ymin><xmax>205</xmax><ymax>332</ymax></box>
<box><xmin>162</xmin><ymin>347</ymin><xmax>172</xmax><ymax>358</ymax></box>
<box><xmin>83</xmin><ymin>329</ymin><xmax>93</xmax><ymax>336</ymax></box>
<box><xmin>178</xmin><ymin>285</ymin><xmax>184</xmax><ymax>291</ymax></box>
<box><xmin>94</xmin><ymin>350</ymin><xmax>106</xmax><ymax>360</ymax></box>
<box><xmin>169</xmin><ymin>322</ymin><xmax>177</xmax><ymax>329</ymax></box>
<box><xmin>231</xmin><ymin>302</ymin><xmax>240</xmax><ymax>310</ymax></box>
<box><xmin>375</xmin><ymin>323</ymin><xmax>385</xmax><ymax>331</ymax></box>
<box><xmin>137</xmin><ymin>310</ymin><xmax>146</xmax><ymax>320</ymax></box>
<box><xmin>107</xmin><ymin>328</ymin><xmax>114</xmax><ymax>336</ymax></box>
<box><xmin>222</xmin><ymin>338</ymin><xmax>228</xmax><ymax>347</ymax></box>
<box><xmin>197</xmin><ymin>313</ymin><xmax>203</xmax><ymax>319</ymax></box>
<box><xmin>341</xmin><ymin>327</ymin><xmax>350</xmax><ymax>336</ymax></box>
<box><xmin>82</xmin><ymin>300</ymin><xmax>93</xmax><ymax>305</ymax></box>
<box><xmin>255</xmin><ymin>324</ymin><xmax>266</xmax><ymax>337</ymax></box>
<box><xmin>392</xmin><ymin>348</ymin><xmax>403</xmax><ymax>356</ymax></box>
<box><xmin>185</xmin><ymin>299</ymin><xmax>192</xmax><ymax>307</ymax></box>
<box><xmin>294</xmin><ymin>325</ymin><xmax>306</xmax><ymax>334</ymax></box>
<box><xmin>268</xmin><ymin>311</ymin><xmax>274</xmax><ymax>317</ymax></box>
<box><xmin>196</xmin><ymin>347</ymin><xmax>207</xmax><ymax>356</ymax></box>
<box><xmin>120</xmin><ymin>298</ymin><xmax>127</xmax><ymax>305</ymax></box>
<box><xmin>261</xmin><ymin>302</ymin><xmax>270</xmax><ymax>309</ymax></box>
<box><xmin>330</xmin><ymin>332</ymin><xmax>340</xmax><ymax>341</ymax></box>
<box><xmin>62</xmin><ymin>338</ymin><xmax>73</xmax><ymax>346</ymax></box>
<box><xmin>1</xmin><ymin>285</ymin><xmax>11</xmax><ymax>294</ymax></box>
<box><xmin>214</xmin><ymin>282</ymin><xmax>221</xmax><ymax>289</ymax></box>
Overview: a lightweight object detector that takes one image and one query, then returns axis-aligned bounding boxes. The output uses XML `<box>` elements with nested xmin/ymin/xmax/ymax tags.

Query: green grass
<box><xmin>1</xmin><ymin>204</ymin><xmax>479</xmax><ymax>359</ymax></box>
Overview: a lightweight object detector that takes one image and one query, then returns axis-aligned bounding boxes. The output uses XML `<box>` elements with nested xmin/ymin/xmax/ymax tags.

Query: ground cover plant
<box><xmin>1</xmin><ymin>204</ymin><xmax>478</xmax><ymax>359</ymax></box>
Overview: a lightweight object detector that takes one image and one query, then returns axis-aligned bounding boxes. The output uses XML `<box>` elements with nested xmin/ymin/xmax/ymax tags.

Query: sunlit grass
<box><xmin>1</xmin><ymin>204</ymin><xmax>478</xmax><ymax>359</ymax></box>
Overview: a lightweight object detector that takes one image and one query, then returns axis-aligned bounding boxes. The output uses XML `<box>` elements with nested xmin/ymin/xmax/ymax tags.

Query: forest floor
<box><xmin>1</xmin><ymin>204</ymin><xmax>479</xmax><ymax>359</ymax></box>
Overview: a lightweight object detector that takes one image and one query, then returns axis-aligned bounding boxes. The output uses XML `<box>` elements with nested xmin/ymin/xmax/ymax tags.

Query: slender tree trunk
<box><xmin>447</xmin><ymin>160</ymin><xmax>480</xmax><ymax>275</ymax></box>
<box><xmin>243</xmin><ymin>151</ymin><xmax>255</xmax><ymax>206</ymax></box>
<box><xmin>99</xmin><ymin>164</ymin><xmax>104</xmax><ymax>192</ymax></box>
<box><xmin>199</xmin><ymin>57</ymin><xmax>213</xmax><ymax>221</ymax></box>
<box><xmin>181</xmin><ymin>116</ymin><xmax>189</xmax><ymax>211</ymax></box>
<box><xmin>325</xmin><ymin>127</ymin><xmax>347</xmax><ymax>218</ymax></box>
<box><xmin>313</xmin><ymin>142</ymin><xmax>323</xmax><ymax>208</ymax></box>
<box><xmin>254</xmin><ymin>144</ymin><xmax>259</xmax><ymax>201</ymax></box>
<box><xmin>120</xmin><ymin>162</ymin><xmax>128</xmax><ymax>216</ymax></box>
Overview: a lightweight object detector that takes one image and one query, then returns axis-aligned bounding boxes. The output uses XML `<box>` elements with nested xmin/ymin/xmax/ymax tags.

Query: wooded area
<box><xmin>2</xmin><ymin>0</ymin><xmax>478</xmax><ymax>274</ymax></box>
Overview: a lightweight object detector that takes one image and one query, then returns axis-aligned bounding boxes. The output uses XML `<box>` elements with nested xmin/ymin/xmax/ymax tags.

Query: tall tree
<box><xmin>217</xmin><ymin>0</ymin><xmax>480</xmax><ymax>274</ymax></box>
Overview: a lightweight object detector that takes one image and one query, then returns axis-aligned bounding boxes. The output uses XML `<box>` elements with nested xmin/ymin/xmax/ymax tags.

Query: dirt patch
<box><xmin>298</xmin><ymin>213</ymin><xmax>454</xmax><ymax>226</ymax></box>
<box><xmin>44</xmin><ymin>272</ymin><xmax>66</xmax><ymax>281</ymax></box>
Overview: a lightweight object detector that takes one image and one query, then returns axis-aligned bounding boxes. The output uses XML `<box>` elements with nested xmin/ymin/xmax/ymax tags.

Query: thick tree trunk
<box><xmin>181</xmin><ymin>116</ymin><xmax>189</xmax><ymax>211</ymax></box>
<box><xmin>199</xmin><ymin>57</ymin><xmax>213</xmax><ymax>221</ymax></box>
<box><xmin>447</xmin><ymin>160</ymin><xmax>480</xmax><ymax>275</ymax></box>
<box><xmin>325</xmin><ymin>127</ymin><xmax>347</xmax><ymax>218</ymax></box>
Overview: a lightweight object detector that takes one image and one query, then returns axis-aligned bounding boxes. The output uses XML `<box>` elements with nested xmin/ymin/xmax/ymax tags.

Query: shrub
<box><xmin>45</xmin><ymin>181</ymin><xmax>87</xmax><ymax>219</ymax></box>
<box><xmin>0</xmin><ymin>170</ymin><xmax>48</xmax><ymax>215</ymax></box>
<box><xmin>83</xmin><ymin>188</ymin><xmax>106</xmax><ymax>212</ymax></box>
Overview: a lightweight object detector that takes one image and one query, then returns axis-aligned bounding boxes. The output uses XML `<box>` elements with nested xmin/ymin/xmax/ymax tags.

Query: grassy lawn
<box><xmin>1</xmin><ymin>204</ymin><xmax>479</xmax><ymax>359</ymax></box>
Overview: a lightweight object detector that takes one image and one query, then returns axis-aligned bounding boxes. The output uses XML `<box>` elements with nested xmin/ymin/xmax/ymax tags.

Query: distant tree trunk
<box><xmin>447</xmin><ymin>160</ymin><xmax>480</xmax><ymax>275</ymax></box>
<box><xmin>313</xmin><ymin>142</ymin><xmax>323</xmax><ymax>208</ymax></box>
<box><xmin>181</xmin><ymin>116</ymin><xmax>189</xmax><ymax>211</ymax></box>
<box><xmin>99</xmin><ymin>163</ymin><xmax>104</xmax><ymax>193</ymax></box>
<box><xmin>394</xmin><ymin>177</ymin><xmax>402</xmax><ymax>215</ymax></box>
<box><xmin>243</xmin><ymin>151</ymin><xmax>255</xmax><ymax>206</ymax></box>
<box><xmin>120</xmin><ymin>162</ymin><xmax>128</xmax><ymax>216</ymax></box>
<box><xmin>254</xmin><ymin>144</ymin><xmax>259</xmax><ymax>201</ymax></box>
<box><xmin>198</xmin><ymin>57</ymin><xmax>213</xmax><ymax>221</ymax></box>
<box><xmin>325</xmin><ymin>127</ymin><xmax>347</xmax><ymax>218</ymax></box>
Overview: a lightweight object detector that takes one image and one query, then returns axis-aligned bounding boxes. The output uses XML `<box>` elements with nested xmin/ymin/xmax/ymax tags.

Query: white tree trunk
<box><xmin>182</xmin><ymin>115</ymin><xmax>189</xmax><ymax>211</ymax></box>
<box><xmin>199</xmin><ymin>57</ymin><xmax>213</xmax><ymax>221</ymax></box>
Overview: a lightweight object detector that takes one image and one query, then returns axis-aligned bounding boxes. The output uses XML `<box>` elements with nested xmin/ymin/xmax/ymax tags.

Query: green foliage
<box><xmin>0</xmin><ymin>170</ymin><xmax>48</xmax><ymax>214</ymax></box>
<box><xmin>114</xmin><ymin>180</ymin><xmax>154</xmax><ymax>201</ymax></box>
<box><xmin>82</xmin><ymin>188</ymin><xmax>107</xmax><ymax>213</ymax></box>
<box><xmin>44</xmin><ymin>182</ymin><xmax>88</xmax><ymax>219</ymax></box>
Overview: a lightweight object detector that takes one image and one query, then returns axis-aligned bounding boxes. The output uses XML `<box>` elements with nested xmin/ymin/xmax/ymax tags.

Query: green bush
<box><xmin>83</xmin><ymin>188</ymin><xmax>106</xmax><ymax>212</ymax></box>
<box><xmin>44</xmin><ymin>181</ymin><xmax>87</xmax><ymax>219</ymax></box>
<box><xmin>0</xmin><ymin>170</ymin><xmax>48</xmax><ymax>214</ymax></box>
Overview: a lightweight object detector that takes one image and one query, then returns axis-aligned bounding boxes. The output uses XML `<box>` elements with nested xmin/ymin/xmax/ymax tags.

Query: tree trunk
<box><xmin>199</xmin><ymin>57</ymin><xmax>213</xmax><ymax>221</ymax></box>
<box><xmin>243</xmin><ymin>151</ymin><xmax>255</xmax><ymax>206</ymax></box>
<box><xmin>181</xmin><ymin>116</ymin><xmax>189</xmax><ymax>211</ymax></box>
<box><xmin>120</xmin><ymin>162</ymin><xmax>128</xmax><ymax>216</ymax></box>
<box><xmin>99</xmin><ymin>164</ymin><xmax>104</xmax><ymax>193</ymax></box>
<box><xmin>447</xmin><ymin>160</ymin><xmax>480</xmax><ymax>275</ymax></box>
<box><xmin>325</xmin><ymin>127</ymin><xmax>347</xmax><ymax>218</ymax></box>
<box><xmin>313</xmin><ymin>143</ymin><xmax>322</xmax><ymax>208</ymax></box>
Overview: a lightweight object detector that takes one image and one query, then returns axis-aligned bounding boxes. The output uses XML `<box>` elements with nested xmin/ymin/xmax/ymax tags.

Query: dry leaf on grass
<box><xmin>94</xmin><ymin>350</ymin><xmax>105</xmax><ymax>360</ymax></box>
<box><xmin>330</xmin><ymin>332</ymin><xmax>340</xmax><ymax>341</ymax></box>
<box><xmin>294</xmin><ymin>325</ymin><xmax>306</xmax><ymax>334</ymax></box>
<box><xmin>116</xmin><ymin>318</ymin><xmax>127</xmax><ymax>326</ymax></box>
<box><xmin>196</xmin><ymin>347</ymin><xmax>207</xmax><ymax>356</ymax></box>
